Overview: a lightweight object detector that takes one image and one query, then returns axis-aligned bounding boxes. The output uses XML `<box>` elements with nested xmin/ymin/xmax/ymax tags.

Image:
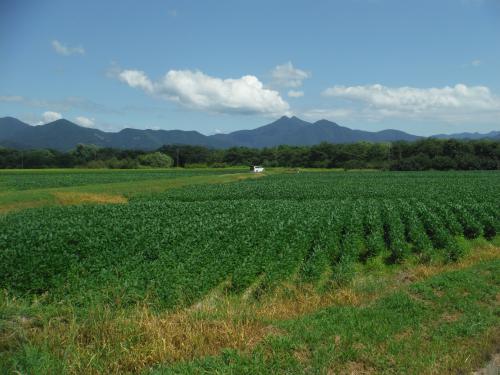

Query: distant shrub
<box><xmin>138</xmin><ymin>152</ymin><xmax>173</xmax><ymax>168</ymax></box>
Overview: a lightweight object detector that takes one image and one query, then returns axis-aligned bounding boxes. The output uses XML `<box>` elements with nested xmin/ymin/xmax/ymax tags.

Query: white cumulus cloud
<box><xmin>41</xmin><ymin>111</ymin><xmax>63</xmax><ymax>123</ymax></box>
<box><xmin>288</xmin><ymin>90</ymin><xmax>304</xmax><ymax>98</ymax></box>
<box><xmin>118</xmin><ymin>69</ymin><xmax>290</xmax><ymax>116</ymax></box>
<box><xmin>119</xmin><ymin>70</ymin><xmax>154</xmax><ymax>92</ymax></box>
<box><xmin>52</xmin><ymin>40</ymin><xmax>85</xmax><ymax>56</ymax></box>
<box><xmin>74</xmin><ymin>116</ymin><xmax>95</xmax><ymax>127</ymax></box>
<box><xmin>271</xmin><ymin>62</ymin><xmax>310</xmax><ymax>88</ymax></box>
<box><xmin>322</xmin><ymin>83</ymin><xmax>500</xmax><ymax>122</ymax></box>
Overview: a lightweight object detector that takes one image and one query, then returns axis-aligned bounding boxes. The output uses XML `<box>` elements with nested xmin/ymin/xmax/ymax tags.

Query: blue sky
<box><xmin>1</xmin><ymin>0</ymin><xmax>499</xmax><ymax>135</ymax></box>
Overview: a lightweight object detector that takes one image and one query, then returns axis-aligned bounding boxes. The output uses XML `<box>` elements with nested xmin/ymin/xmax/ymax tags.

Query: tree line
<box><xmin>0</xmin><ymin>139</ymin><xmax>498</xmax><ymax>170</ymax></box>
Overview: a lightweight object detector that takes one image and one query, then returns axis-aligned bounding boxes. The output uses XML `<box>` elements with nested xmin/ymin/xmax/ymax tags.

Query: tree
<box><xmin>72</xmin><ymin>144</ymin><xmax>100</xmax><ymax>164</ymax></box>
<box><xmin>23</xmin><ymin>149</ymin><xmax>56</xmax><ymax>168</ymax></box>
<box><xmin>138</xmin><ymin>152</ymin><xmax>173</xmax><ymax>168</ymax></box>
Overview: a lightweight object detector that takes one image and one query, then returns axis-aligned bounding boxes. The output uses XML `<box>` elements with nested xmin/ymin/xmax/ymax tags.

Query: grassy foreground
<box><xmin>1</xmin><ymin>240</ymin><xmax>498</xmax><ymax>374</ymax></box>
<box><xmin>158</xmin><ymin>250</ymin><xmax>500</xmax><ymax>375</ymax></box>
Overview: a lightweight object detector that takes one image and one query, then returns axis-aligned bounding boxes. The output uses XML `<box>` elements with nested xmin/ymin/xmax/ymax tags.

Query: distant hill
<box><xmin>431</xmin><ymin>130</ymin><xmax>500</xmax><ymax>140</ymax></box>
<box><xmin>212</xmin><ymin>116</ymin><xmax>419</xmax><ymax>147</ymax></box>
<box><xmin>0</xmin><ymin>115</ymin><xmax>498</xmax><ymax>151</ymax></box>
<box><xmin>0</xmin><ymin>117</ymin><xmax>230</xmax><ymax>151</ymax></box>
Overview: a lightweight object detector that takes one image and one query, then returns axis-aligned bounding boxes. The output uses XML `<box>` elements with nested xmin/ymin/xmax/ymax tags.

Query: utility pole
<box><xmin>176</xmin><ymin>148</ymin><xmax>180</xmax><ymax>167</ymax></box>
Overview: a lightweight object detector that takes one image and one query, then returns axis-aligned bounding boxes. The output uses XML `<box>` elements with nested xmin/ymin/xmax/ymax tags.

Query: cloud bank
<box><xmin>322</xmin><ymin>83</ymin><xmax>500</xmax><ymax>123</ymax></box>
<box><xmin>118</xmin><ymin>69</ymin><xmax>290</xmax><ymax>116</ymax></box>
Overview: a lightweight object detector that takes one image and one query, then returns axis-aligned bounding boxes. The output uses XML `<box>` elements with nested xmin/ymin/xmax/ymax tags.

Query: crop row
<box><xmin>1</xmin><ymin>195</ymin><xmax>497</xmax><ymax>308</ymax></box>
<box><xmin>157</xmin><ymin>171</ymin><xmax>500</xmax><ymax>204</ymax></box>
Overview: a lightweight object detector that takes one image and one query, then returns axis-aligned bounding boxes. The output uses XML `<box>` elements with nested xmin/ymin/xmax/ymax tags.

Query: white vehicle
<box><xmin>250</xmin><ymin>165</ymin><xmax>264</xmax><ymax>173</ymax></box>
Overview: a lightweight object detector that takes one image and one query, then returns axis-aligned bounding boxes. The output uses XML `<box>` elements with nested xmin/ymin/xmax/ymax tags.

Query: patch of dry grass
<box><xmin>253</xmin><ymin>284</ymin><xmax>361</xmax><ymax>321</ymax></box>
<box><xmin>0</xmin><ymin>200</ymin><xmax>51</xmax><ymax>214</ymax></box>
<box><xmin>53</xmin><ymin>192</ymin><xmax>128</xmax><ymax>206</ymax></box>
<box><xmin>0</xmin><ymin>301</ymin><xmax>281</xmax><ymax>375</ymax></box>
<box><xmin>118</xmin><ymin>307</ymin><xmax>279</xmax><ymax>373</ymax></box>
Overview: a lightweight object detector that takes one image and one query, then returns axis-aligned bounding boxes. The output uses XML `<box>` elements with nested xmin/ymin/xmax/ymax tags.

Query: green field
<box><xmin>0</xmin><ymin>168</ymin><xmax>251</xmax><ymax>191</ymax></box>
<box><xmin>0</xmin><ymin>169</ymin><xmax>499</xmax><ymax>374</ymax></box>
<box><xmin>0</xmin><ymin>168</ymin><xmax>254</xmax><ymax>214</ymax></box>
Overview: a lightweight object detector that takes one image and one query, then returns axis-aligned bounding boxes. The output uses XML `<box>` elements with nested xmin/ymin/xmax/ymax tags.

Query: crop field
<box><xmin>0</xmin><ymin>169</ymin><xmax>499</xmax><ymax>374</ymax></box>
<box><xmin>0</xmin><ymin>168</ymin><xmax>246</xmax><ymax>191</ymax></box>
<box><xmin>0</xmin><ymin>168</ymin><xmax>252</xmax><ymax>214</ymax></box>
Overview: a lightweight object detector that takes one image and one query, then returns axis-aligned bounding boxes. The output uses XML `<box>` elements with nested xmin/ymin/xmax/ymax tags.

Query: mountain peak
<box><xmin>313</xmin><ymin>119</ymin><xmax>340</xmax><ymax>126</ymax></box>
<box><xmin>272</xmin><ymin>115</ymin><xmax>310</xmax><ymax>127</ymax></box>
<box><xmin>45</xmin><ymin>119</ymin><xmax>81</xmax><ymax>127</ymax></box>
<box><xmin>1</xmin><ymin>116</ymin><xmax>22</xmax><ymax>122</ymax></box>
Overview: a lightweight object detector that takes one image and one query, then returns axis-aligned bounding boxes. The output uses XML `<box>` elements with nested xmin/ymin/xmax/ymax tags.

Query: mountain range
<box><xmin>0</xmin><ymin>116</ymin><xmax>498</xmax><ymax>151</ymax></box>
<box><xmin>431</xmin><ymin>131</ymin><xmax>500</xmax><ymax>140</ymax></box>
